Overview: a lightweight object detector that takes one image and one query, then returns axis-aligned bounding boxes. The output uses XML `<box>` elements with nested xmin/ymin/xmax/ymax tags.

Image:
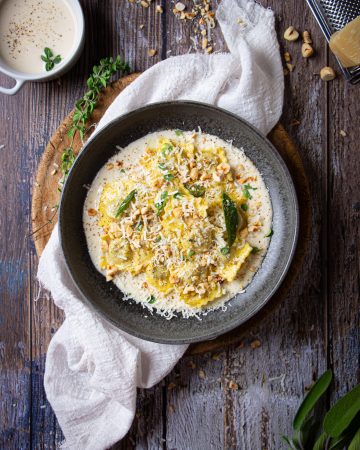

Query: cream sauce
<box><xmin>83</xmin><ymin>130</ymin><xmax>273</xmax><ymax>319</ymax></box>
<box><xmin>0</xmin><ymin>0</ymin><xmax>76</xmax><ymax>74</ymax></box>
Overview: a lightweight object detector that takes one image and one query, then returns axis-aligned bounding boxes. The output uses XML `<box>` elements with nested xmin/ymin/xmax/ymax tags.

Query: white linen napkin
<box><xmin>37</xmin><ymin>1</ymin><xmax>283</xmax><ymax>448</ymax></box>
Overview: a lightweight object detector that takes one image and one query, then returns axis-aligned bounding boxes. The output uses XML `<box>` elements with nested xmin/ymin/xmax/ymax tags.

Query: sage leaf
<box><xmin>348</xmin><ymin>427</ymin><xmax>360</xmax><ymax>450</ymax></box>
<box><xmin>115</xmin><ymin>189</ymin><xmax>136</xmax><ymax>217</ymax></box>
<box><xmin>184</xmin><ymin>183</ymin><xmax>205</xmax><ymax>198</ymax></box>
<box><xmin>324</xmin><ymin>384</ymin><xmax>360</xmax><ymax>438</ymax></box>
<box><xmin>222</xmin><ymin>193</ymin><xmax>239</xmax><ymax>247</ymax></box>
<box><xmin>328</xmin><ymin>413</ymin><xmax>360</xmax><ymax>449</ymax></box>
<box><xmin>299</xmin><ymin>415</ymin><xmax>321</xmax><ymax>449</ymax></box>
<box><xmin>312</xmin><ymin>432</ymin><xmax>328</xmax><ymax>450</ymax></box>
<box><xmin>293</xmin><ymin>370</ymin><xmax>333</xmax><ymax>431</ymax></box>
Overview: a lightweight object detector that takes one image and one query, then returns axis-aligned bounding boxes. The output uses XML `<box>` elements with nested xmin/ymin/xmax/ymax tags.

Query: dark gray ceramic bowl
<box><xmin>59</xmin><ymin>102</ymin><xmax>299</xmax><ymax>344</ymax></box>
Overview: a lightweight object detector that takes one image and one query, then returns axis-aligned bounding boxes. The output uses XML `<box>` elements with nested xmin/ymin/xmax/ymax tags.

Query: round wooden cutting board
<box><xmin>31</xmin><ymin>73</ymin><xmax>311</xmax><ymax>355</ymax></box>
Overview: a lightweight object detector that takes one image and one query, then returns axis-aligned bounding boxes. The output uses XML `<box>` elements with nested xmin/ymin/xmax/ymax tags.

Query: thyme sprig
<box><xmin>29</xmin><ymin>56</ymin><xmax>130</xmax><ymax>239</ymax></box>
<box><xmin>60</xmin><ymin>56</ymin><xmax>130</xmax><ymax>181</ymax></box>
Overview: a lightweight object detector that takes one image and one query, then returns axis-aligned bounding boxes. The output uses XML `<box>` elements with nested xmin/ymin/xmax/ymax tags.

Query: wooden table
<box><xmin>1</xmin><ymin>1</ymin><xmax>359</xmax><ymax>448</ymax></box>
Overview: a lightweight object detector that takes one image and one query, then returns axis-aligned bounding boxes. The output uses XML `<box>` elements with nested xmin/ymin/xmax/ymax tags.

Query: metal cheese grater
<box><xmin>306</xmin><ymin>0</ymin><xmax>360</xmax><ymax>84</ymax></box>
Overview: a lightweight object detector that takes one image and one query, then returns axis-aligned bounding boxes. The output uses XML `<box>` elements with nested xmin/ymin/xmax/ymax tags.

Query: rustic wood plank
<box><xmin>0</xmin><ymin>83</ymin><xmax>31</xmax><ymax>448</ymax></box>
<box><xmin>221</xmin><ymin>2</ymin><xmax>330</xmax><ymax>446</ymax></box>
<box><xmin>327</xmin><ymin>50</ymin><xmax>360</xmax><ymax>400</ymax></box>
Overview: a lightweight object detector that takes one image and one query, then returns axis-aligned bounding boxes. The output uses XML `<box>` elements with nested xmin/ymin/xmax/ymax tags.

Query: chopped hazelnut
<box><xmin>284</xmin><ymin>26</ymin><xmax>299</xmax><ymax>41</ymax></box>
<box><xmin>302</xmin><ymin>43</ymin><xmax>314</xmax><ymax>58</ymax></box>
<box><xmin>302</xmin><ymin>30</ymin><xmax>312</xmax><ymax>44</ymax></box>
<box><xmin>148</xmin><ymin>49</ymin><xmax>157</xmax><ymax>57</ymax></box>
<box><xmin>320</xmin><ymin>66</ymin><xmax>336</xmax><ymax>81</ymax></box>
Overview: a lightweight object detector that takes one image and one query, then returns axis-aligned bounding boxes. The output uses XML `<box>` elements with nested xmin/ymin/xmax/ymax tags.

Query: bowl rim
<box><xmin>59</xmin><ymin>101</ymin><xmax>299</xmax><ymax>344</ymax></box>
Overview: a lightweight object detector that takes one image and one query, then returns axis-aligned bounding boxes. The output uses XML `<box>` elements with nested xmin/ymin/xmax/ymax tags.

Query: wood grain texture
<box><xmin>0</xmin><ymin>0</ymin><xmax>359</xmax><ymax>449</ymax></box>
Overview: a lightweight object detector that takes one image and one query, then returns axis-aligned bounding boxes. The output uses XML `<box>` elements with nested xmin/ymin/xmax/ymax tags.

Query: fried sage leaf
<box><xmin>115</xmin><ymin>189</ymin><xmax>136</xmax><ymax>217</ymax></box>
<box><xmin>184</xmin><ymin>183</ymin><xmax>205</xmax><ymax>198</ymax></box>
<box><xmin>222</xmin><ymin>193</ymin><xmax>239</xmax><ymax>247</ymax></box>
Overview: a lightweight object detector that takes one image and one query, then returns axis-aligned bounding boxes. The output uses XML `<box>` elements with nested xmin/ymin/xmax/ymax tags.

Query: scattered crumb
<box><xmin>167</xmin><ymin>382</ymin><xmax>177</xmax><ymax>390</ymax></box>
<box><xmin>0</xmin><ymin>144</ymin><xmax>5</xmax><ymax>150</ymax></box>
<box><xmin>148</xmin><ymin>49</ymin><xmax>157</xmax><ymax>57</ymax></box>
<box><xmin>229</xmin><ymin>380</ymin><xmax>239</xmax><ymax>390</ymax></box>
<box><xmin>250</xmin><ymin>339</ymin><xmax>261</xmax><ymax>349</ymax></box>
<box><xmin>169</xmin><ymin>404</ymin><xmax>176</xmax><ymax>413</ymax></box>
<box><xmin>139</xmin><ymin>24</ymin><xmax>145</xmax><ymax>29</ymax></box>
<box><xmin>236</xmin><ymin>17</ymin><xmax>247</xmax><ymax>28</ymax></box>
<box><xmin>340</xmin><ymin>129</ymin><xmax>347</xmax><ymax>137</ymax></box>
<box><xmin>198</xmin><ymin>369</ymin><xmax>206</xmax><ymax>379</ymax></box>
<box><xmin>129</xmin><ymin>0</ymin><xmax>217</xmax><ymax>53</ymax></box>
<box><xmin>284</xmin><ymin>52</ymin><xmax>291</xmax><ymax>62</ymax></box>
<box><xmin>87</xmin><ymin>208</ymin><xmax>97</xmax><ymax>217</ymax></box>
<box><xmin>286</xmin><ymin>63</ymin><xmax>294</xmax><ymax>72</ymax></box>
<box><xmin>261</xmin><ymin>373</ymin><xmax>266</xmax><ymax>386</ymax></box>
<box><xmin>175</xmin><ymin>2</ymin><xmax>186</xmax><ymax>11</ymax></box>
<box><xmin>211</xmin><ymin>353</ymin><xmax>221</xmax><ymax>360</ymax></box>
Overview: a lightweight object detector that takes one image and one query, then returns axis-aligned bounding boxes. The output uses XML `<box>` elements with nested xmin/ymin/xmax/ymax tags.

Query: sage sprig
<box><xmin>283</xmin><ymin>370</ymin><xmax>360</xmax><ymax>450</ymax></box>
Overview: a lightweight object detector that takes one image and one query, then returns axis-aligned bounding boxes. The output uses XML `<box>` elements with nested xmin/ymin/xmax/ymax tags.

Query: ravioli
<box><xmin>94</xmin><ymin>131</ymin><xmax>258</xmax><ymax>308</ymax></box>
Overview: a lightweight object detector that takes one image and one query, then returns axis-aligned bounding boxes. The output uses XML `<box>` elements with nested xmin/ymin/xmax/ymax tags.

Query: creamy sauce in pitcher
<box><xmin>0</xmin><ymin>0</ymin><xmax>76</xmax><ymax>74</ymax></box>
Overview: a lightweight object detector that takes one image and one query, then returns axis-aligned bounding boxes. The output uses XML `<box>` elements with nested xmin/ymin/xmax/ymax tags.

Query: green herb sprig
<box><xmin>147</xmin><ymin>295</ymin><xmax>156</xmax><ymax>304</ymax></box>
<box><xmin>30</xmin><ymin>55</ymin><xmax>130</xmax><ymax>239</ymax></box>
<box><xmin>222</xmin><ymin>192</ymin><xmax>239</xmax><ymax>247</ymax></box>
<box><xmin>283</xmin><ymin>370</ymin><xmax>360</xmax><ymax>450</ymax></box>
<box><xmin>184</xmin><ymin>183</ymin><xmax>205</xmax><ymax>198</ymax></box>
<box><xmin>115</xmin><ymin>190</ymin><xmax>136</xmax><ymax>218</ymax></box>
<box><xmin>242</xmin><ymin>183</ymin><xmax>257</xmax><ymax>200</ymax></box>
<box><xmin>61</xmin><ymin>56</ymin><xmax>130</xmax><ymax>180</ymax></box>
<box><xmin>155</xmin><ymin>191</ymin><xmax>168</xmax><ymax>215</ymax></box>
<box><xmin>41</xmin><ymin>47</ymin><xmax>62</xmax><ymax>71</ymax></box>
